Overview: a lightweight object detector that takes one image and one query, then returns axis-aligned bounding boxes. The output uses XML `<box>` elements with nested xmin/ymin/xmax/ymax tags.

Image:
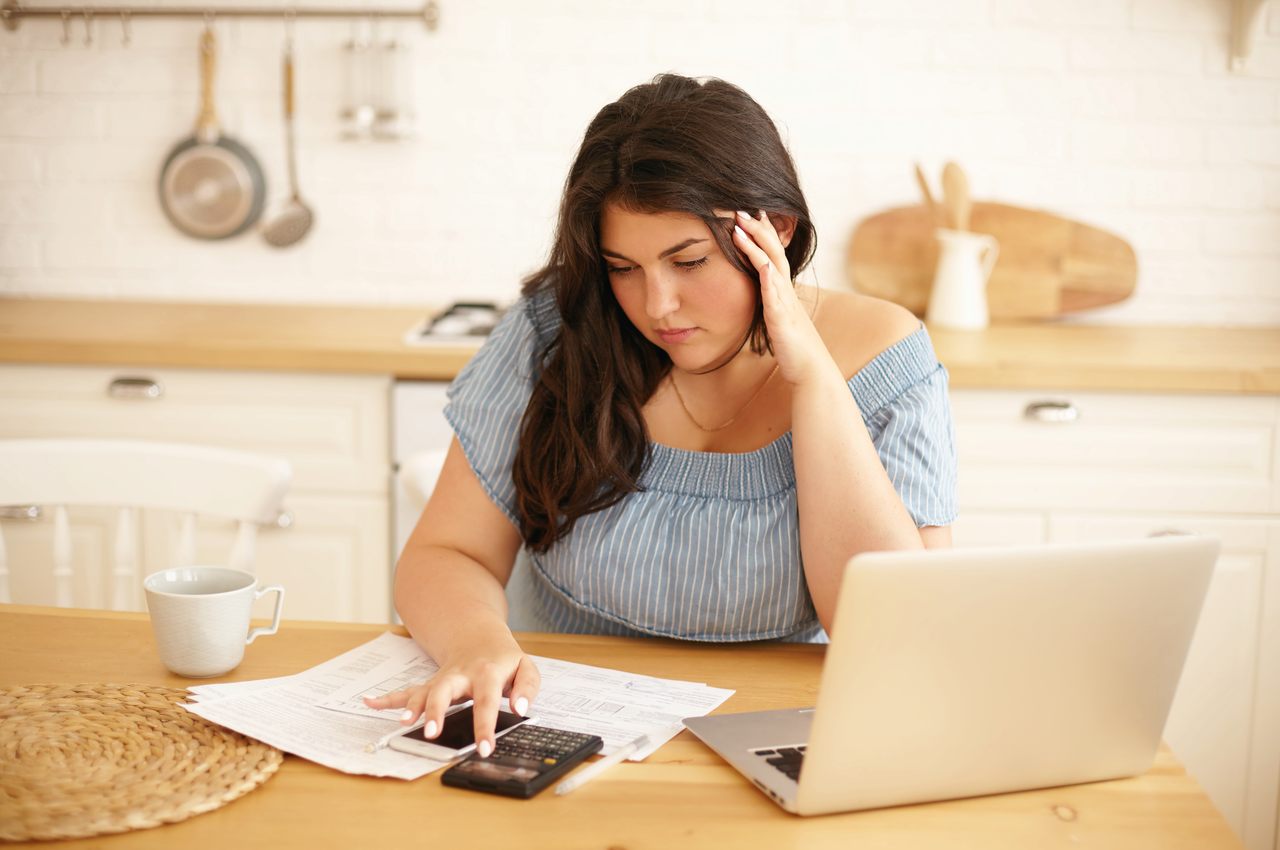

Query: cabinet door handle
<box><xmin>275</xmin><ymin>509</ymin><xmax>294</xmax><ymax>530</ymax></box>
<box><xmin>0</xmin><ymin>505</ymin><xmax>42</xmax><ymax>520</ymax></box>
<box><xmin>1023</xmin><ymin>400</ymin><xmax>1079</xmax><ymax>423</ymax></box>
<box><xmin>107</xmin><ymin>377</ymin><xmax>164</xmax><ymax>400</ymax></box>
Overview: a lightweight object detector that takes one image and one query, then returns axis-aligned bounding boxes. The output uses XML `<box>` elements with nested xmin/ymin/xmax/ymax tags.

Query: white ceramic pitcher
<box><xmin>926</xmin><ymin>228</ymin><xmax>1000</xmax><ymax>330</ymax></box>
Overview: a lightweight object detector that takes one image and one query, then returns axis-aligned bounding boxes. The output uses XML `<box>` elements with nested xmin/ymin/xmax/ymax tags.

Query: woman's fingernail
<box><xmin>734</xmin><ymin>225</ymin><xmax>747</xmax><ymax>239</ymax></box>
<box><xmin>515</xmin><ymin>696</ymin><xmax>529</xmax><ymax>716</ymax></box>
<box><xmin>736</xmin><ymin>210</ymin><xmax>750</xmax><ymax>220</ymax></box>
<box><xmin>759</xmin><ymin>210</ymin><xmax>768</xmax><ymax>220</ymax></box>
<box><xmin>362</xmin><ymin>694</ymin><xmax>378</xmax><ymax>703</ymax></box>
<box><xmin>400</xmin><ymin>709</ymin><xmax>414</xmax><ymax>722</ymax></box>
<box><xmin>477</xmin><ymin>739</ymin><xmax>493</xmax><ymax>758</ymax></box>
<box><xmin>425</xmin><ymin>720</ymin><xmax>438</xmax><ymax>738</ymax></box>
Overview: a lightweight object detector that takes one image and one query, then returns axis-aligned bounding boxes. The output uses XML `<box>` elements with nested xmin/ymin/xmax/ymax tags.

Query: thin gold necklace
<box><xmin>669</xmin><ymin>361</ymin><xmax>780</xmax><ymax>433</ymax></box>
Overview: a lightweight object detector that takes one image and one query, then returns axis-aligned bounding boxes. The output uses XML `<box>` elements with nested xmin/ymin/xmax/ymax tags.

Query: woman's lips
<box><xmin>657</xmin><ymin>328</ymin><xmax>697</xmax><ymax>344</ymax></box>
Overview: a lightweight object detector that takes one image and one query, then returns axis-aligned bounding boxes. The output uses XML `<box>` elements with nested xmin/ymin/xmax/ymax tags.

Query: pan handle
<box><xmin>197</xmin><ymin>26</ymin><xmax>219</xmax><ymax>143</ymax></box>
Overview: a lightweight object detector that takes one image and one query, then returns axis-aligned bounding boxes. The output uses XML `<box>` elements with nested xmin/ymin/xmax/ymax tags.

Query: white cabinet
<box><xmin>0</xmin><ymin>364</ymin><xmax>392</xmax><ymax>623</ymax></box>
<box><xmin>951</xmin><ymin>390</ymin><xmax>1277</xmax><ymax>516</ymax></box>
<box><xmin>1049</xmin><ymin>513</ymin><xmax>1279</xmax><ymax>849</ymax></box>
<box><xmin>951</xmin><ymin>388</ymin><xmax>1280</xmax><ymax>850</ymax></box>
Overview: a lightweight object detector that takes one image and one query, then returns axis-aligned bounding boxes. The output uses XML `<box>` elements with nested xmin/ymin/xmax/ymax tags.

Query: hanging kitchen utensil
<box><xmin>372</xmin><ymin>29</ymin><xmax>414</xmax><ymax>140</ymax></box>
<box><xmin>372</xmin><ymin>35</ymin><xmax>400</xmax><ymax>140</ymax></box>
<box><xmin>339</xmin><ymin>21</ymin><xmax>375</xmax><ymax>139</ymax></box>
<box><xmin>262</xmin><ymin>36</ymin><xmax>314</xmax><ymax>247</ymax></box>
<box><xmin>159</xmin><ymin>26</ymin><xmax>266</xmax><ymax>240</ymax></box>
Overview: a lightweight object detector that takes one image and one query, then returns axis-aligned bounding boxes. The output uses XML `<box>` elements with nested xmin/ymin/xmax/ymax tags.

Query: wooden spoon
<box><xmin>914</xmin><ymin>162</ymin><xmax>940</xmax><ymax>227</ymax></box>
<box><xmin>941</xmin><ymin>161</ymin><xmax>971</xmax><ymax>231</ymax></box>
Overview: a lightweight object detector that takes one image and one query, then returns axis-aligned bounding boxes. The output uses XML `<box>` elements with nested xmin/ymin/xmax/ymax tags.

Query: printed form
<box><xmin>183</xmin><ymin>633</ymin><xmax>449</xmax><ymax>779</ymax></box>
<box><xmin>183</xmin><ymin>632</ymin><xmax>733</xmax><ymax>777</ymax></box>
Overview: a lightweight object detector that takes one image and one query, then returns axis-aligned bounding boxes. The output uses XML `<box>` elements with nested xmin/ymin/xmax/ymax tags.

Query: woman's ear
<box><xmin>769</xmin><ymin>213</ymin><xmax>797</xmax><ymax>249</ymax></box>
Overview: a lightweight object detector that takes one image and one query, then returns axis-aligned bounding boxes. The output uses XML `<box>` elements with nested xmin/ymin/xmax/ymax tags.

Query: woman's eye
<box><xmin>606</xmin><ymin>257</ymin><xmax>706</xmax><ymax>275</ymax></box>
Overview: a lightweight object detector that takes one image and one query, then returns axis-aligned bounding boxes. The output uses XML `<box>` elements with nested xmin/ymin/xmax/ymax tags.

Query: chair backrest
<box><xmin>0</xmin><ymin>438</ymin><xmax>292</xmax><ymax>610</ymax></box>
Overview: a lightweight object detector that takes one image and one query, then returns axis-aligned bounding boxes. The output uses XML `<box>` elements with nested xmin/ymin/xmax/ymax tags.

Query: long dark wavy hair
<box><xmin>513</xmin><ymin>74</ymin><xmax>817</xmax><ymax>553</ymax></box>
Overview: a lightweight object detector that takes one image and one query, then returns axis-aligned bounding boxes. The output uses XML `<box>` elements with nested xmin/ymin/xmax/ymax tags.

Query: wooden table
<box><xmin>0</xmin><ymin>604</ymin><xmax>1243</xmax><ymax>850</ymax></box>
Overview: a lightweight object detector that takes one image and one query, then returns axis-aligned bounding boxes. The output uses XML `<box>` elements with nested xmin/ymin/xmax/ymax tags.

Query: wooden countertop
<box><xmin>928</xmin><ymin>322</ymin><xmax>1280</xmax><ymax>394</ymax></box>
<box><xmin>0</xmin><ymin>604</ymin><xmax>1244</xmax><ymax>850</ymax></box>
<box><xmin>1</xmin><ymin>298</ymin><xmax>1277</xmax><ymax>393</ymax></box>
<box><xmin>0</xmin><ymin>298</ymin><xmax>472</xmax><ymax>381</ymax></box>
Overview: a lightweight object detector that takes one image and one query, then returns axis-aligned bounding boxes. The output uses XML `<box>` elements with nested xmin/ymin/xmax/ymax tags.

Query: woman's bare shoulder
<box><xmin>801</xmin><ymin>288</ymin><xmax>923</xmax><ymax>380</ymax></box>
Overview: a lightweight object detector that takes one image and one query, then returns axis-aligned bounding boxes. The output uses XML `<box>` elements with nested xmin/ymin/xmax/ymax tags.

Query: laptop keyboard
<box><xmin>753</xmin><ymin>745</ymin><xmax>806</xmax><ymax>781</ymax></box>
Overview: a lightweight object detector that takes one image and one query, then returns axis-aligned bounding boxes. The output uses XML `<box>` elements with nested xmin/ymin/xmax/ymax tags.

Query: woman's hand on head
<box><xmin>361</xmin><ymin>632</ymin><xmax>540</xmax><ymax>757</ymax></box>
<box><xmin>731</xmin><ymin>210</ymin><xmax>835</xmax><ymax>387</ymax></box>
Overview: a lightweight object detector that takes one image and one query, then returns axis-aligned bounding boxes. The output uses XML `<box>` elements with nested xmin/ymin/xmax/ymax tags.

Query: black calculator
<box><xmin>441</xmin><ymin>723</ymin><xmax>603</xmax><ymax>799</ymax></box>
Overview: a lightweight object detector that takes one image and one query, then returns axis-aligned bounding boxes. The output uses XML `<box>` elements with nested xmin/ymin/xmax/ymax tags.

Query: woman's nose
<box><xmin>644</xmin><ymin>274</ymin><xmax>680</xmax><ymax>319</ymax></box>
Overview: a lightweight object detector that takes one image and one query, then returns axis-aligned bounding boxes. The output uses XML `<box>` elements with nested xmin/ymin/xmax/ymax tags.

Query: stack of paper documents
<box><xmin>183</xmin><ymin>632</ymin><xmax>733</xmax><ymax>780</ymax></box>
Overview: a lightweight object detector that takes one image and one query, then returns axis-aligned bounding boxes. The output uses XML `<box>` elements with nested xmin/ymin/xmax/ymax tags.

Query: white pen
<box><xmin>365</xmin><ymin>714</ymin><xmax>425</xmax><ymax>753</ymax></box>
<box><xmin>554</xmin><ymin>734</ymin><xmax>650</xmax><ymax>796</ymax></box>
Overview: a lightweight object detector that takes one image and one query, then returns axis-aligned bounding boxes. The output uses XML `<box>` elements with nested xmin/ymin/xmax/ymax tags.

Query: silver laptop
<box><xmin>683</xmin><ymin>535</ymin><xmax>1219</xmax><ymax>816</ymax></box>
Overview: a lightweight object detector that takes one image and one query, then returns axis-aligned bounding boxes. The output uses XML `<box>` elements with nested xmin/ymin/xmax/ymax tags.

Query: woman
<box><xmin>366</xmin><ymin>74</ymin><xmax>957</xmax><ymax>755</ymax></box>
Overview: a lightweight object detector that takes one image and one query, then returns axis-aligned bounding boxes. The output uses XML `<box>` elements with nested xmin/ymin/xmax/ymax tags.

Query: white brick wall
<box><xmin>0</xmin><ymin>0</ymin><xmax>1277</xmax><ymax>325</ymax></box>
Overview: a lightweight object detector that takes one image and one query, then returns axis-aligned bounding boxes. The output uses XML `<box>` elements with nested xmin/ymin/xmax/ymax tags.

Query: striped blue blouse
<box><xmin>444</xmin><ymin>289</ymin><xmax>958</xmax><ymax>643</ymax></box>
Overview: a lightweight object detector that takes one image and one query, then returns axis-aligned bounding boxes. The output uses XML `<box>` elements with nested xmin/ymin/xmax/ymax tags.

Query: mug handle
<box><xmin>978</xmin><ymin>234</ymin><xmax>1000</xmax><ymax>283</ymax></box>
<box><xmin>246</xmin><ymin>585</ymin><xmax>285</xmax><ymax>645</ymax></box>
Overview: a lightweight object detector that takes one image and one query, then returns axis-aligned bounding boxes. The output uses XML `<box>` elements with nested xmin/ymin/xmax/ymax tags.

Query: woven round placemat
<box><xmin>0</xmin><ymin>683</ymin><xmax>283</xmax><ymax>842</ymax></box>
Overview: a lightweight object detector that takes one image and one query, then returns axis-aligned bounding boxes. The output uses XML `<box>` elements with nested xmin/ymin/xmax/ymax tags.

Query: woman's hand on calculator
<box><xmin>362</xmin><ymin>630</ymin><xmax>541</xmax><ymax>757</ymax></box>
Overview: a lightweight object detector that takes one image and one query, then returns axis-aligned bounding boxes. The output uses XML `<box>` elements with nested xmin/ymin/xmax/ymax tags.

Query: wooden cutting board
<box><xmin>846</xmin><ymin>202</ymin><xmax>1138</xmax><ymax>319</ymax></box>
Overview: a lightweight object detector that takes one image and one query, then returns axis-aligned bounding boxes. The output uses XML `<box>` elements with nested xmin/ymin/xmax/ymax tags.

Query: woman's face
<box><xmin>600</xmin><ymin>203</ymin><xmax>757</xmax><ymax>372</ymax></box>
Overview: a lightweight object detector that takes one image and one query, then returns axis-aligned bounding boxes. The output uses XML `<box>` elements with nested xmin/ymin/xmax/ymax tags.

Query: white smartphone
<box><xmin>387</xmin><ymin>703</ymin><xmax>528</xmax><ymax>761</ymax></box>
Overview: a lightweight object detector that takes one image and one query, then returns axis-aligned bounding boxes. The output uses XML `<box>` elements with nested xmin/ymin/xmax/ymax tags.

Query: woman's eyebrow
<box><xmin>601</xmin><ymin>238</ymin><xmax>707</xmax><ymax>264</ymax></box>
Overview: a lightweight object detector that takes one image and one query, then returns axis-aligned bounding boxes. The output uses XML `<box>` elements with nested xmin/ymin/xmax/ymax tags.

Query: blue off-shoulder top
<box><xmin>443</xmin><ymin>289</ymin><xmax>958</xmax><ymax>643</ymax></box>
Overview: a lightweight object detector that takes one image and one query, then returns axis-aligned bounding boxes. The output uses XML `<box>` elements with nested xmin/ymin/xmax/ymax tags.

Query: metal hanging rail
<box><xmin>2</xmin><ymin>0</ymin><xmax>440</xmax><ymax>32</ymax></box>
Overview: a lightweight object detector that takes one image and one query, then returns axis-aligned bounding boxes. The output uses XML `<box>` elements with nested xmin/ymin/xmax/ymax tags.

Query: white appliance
<box><xmin>392</xmin><ymin>381</ymin><xmax>453</xmax><ymax>567</ymax></box>
<box><xmin>390</xmin><ymin>380</ymin><xmax>536</xmax><ymax>628</ymax></box>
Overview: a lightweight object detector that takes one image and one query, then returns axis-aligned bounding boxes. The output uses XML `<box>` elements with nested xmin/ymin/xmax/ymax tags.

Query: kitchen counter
<box><xmin>1</xmin><ymin>297</ymin><xmax>1277</xmax><ymax>393</ymax></box>
<box><xmin>0</xmin><ymin>298</ymin><xmax>471</xmax><ymax>381</ymax></box>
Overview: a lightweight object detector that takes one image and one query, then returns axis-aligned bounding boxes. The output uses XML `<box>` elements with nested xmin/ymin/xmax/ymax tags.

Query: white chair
<box><xmin>397</xmin><ymin>449</ymin><xmax>538</xmax><ymax>630</ymax></box>
<box><xmin>0</xmin><ymin>438</ymin><xmax>291</xmax><ymax>610</ymax></box>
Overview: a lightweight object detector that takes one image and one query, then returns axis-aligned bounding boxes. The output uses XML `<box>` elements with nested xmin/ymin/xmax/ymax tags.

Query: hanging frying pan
<box><xmin>159</xmin><ymin>26</ymin><xmax>266</xmax><ymax>239</ymax></box>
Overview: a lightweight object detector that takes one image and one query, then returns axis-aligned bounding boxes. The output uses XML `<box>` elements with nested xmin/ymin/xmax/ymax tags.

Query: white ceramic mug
<box><xmin>143</xmin><ymin>566</ymin><xmax>285</xmax><ymax>678</ymax></box>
